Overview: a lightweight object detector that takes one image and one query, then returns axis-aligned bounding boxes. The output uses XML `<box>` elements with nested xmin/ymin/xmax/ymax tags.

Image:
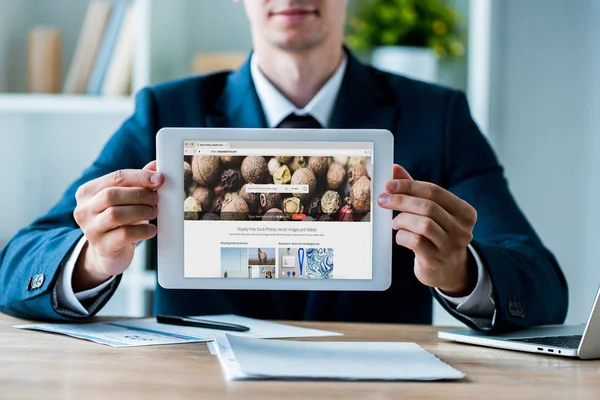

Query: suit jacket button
<box><xmin>508</xmin><ymin>301</ymin><xmax>516</xmax><ymax>316</ymax></box>
<box><xmin>31</xmin><ymin>274</ymin><xmax>45</xmax><ymax>289</ymax></box>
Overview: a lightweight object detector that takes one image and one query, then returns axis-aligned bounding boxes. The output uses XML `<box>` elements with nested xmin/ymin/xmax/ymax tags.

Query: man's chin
<box><xmin>271</xmin><ymin>35</ymin><xmax>323</xmax><ymax>52</ymax></box>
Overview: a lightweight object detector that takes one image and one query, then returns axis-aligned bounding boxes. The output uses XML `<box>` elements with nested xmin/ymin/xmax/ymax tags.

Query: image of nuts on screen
<box><xmin>183</xmin><ymin>155</ymin><xmax>372</xmax><ymax>222</ymax></box>
<box><xmin>220</xmin><ymin>247</ymin><xmax>250</xmax><ymax>278</ymax></box>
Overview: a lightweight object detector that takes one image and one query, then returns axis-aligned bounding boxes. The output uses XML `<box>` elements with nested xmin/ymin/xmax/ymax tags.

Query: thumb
<box><xmin>143</xmin><ymin>160</ymin><xmax>158</xmax><ymax>172</ymax></box>
<box><xmin>393</xmin><ymin>164</ymin><xmax>413</xmax><ymax>181</ymax></box>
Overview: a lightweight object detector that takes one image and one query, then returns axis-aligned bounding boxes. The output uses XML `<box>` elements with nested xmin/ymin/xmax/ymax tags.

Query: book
<box><xmin>28</xmin><ymin>27</ymin><xmax>62</xmax><ymax>93</ymax></box>
<box><xmin>63</xmin><ymin>1</ymin><xmax>112</xmax><ymax>94</ymax></box>
<box><xmin>101</xmin><ymin>2</ymin><xmax>136</xmax><ymax>96</ymax></box>
<box><xmin>86</xmin><ymin>0</ymin><xmax>131</xmax><ymax>95</ymax></box>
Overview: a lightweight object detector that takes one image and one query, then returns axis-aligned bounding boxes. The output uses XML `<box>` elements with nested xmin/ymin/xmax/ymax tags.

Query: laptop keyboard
<box><xmin>509</xmin><ymin>335</ymin><xmax>582</xmax><ymax>349</ymax></box>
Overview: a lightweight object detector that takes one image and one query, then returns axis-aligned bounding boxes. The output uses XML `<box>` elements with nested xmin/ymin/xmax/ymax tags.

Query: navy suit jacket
<box><xmin>0</xmin><ymin>52</ymin><xmax>568</xmax><ymax>331</ymax></box>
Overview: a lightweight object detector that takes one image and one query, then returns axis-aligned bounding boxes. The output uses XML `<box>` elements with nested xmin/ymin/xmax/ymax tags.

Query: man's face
<box><xmin>243</xmin><ymin>0</ymin><xmax>348</xmax><ymax>51</ymax></box>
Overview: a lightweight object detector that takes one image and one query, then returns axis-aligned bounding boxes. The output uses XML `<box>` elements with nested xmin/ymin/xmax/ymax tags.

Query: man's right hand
<box><xmin>72</xmin><ymin>161</ymin><xmax>164</xmax><ymax>292</ymax></box>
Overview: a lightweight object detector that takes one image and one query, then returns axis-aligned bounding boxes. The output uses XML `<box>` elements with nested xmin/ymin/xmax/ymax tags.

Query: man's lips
<box><xmin>271</xmin><ymin>8</ymin><xmax>318</xmax><ymax>19</ymax></box>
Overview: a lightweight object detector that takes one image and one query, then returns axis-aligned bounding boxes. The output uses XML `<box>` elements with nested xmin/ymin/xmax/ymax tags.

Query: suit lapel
<box><xmin>329</xmin><ymin>52</ymin><xmax>398</xmax><ymax>132</ymax></box>
<box><xmin>206</xmin><ymin>57</ymin><xmax>268</xmax><ymax>128</ymax></box>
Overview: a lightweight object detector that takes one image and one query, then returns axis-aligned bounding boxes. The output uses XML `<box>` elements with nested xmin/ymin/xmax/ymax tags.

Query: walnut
<box><xmin>326</xmin><ymin>162</ymin><xmax>346</xmax><ymax>190</ymax></box>
<box><xmin>191</xmin><ymin>186</ymin><xmax>212</xmax><ymax>210</ymax></box>
<box><xmin>221</xmin><ymin>195</ymin><xmax>249</xmax><ymax>220</ymax></box>
<box><xmin>290</xmin><ymin>168</ymin><xmax>316</xmax><ymax>200</ymax></box>
<box><xmin>350</xmin><ymin>176</ymin><xmax>371</xmax><ymax>214</ymax></box>
<box><xmin>348</xmin><ymin>163</ymin><xmax>368</xmax><ymax>186</ymax></box>
<box><xmin>239</xmin><ymin>184</ymin><xmax>260</xmax><ymax>212</ymax></box>
<box><xmin>308</xmin><ymin>157</ymin><xmax>329</xmax><ymax>176</ymax></box>
<box><xmin>192</xmin><ymin>156</ymin><xmax>220</xmax><ymax>185</ymax></box>
<box><xmin>241</xmin><ymin>156</ymin><xmax>268</xmax><ymax>183</ymax></box>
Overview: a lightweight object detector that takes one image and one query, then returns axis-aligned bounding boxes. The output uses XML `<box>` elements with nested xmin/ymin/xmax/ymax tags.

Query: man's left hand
<box><xmin>377</xmin><ymin>165</ymin><xmax>478</xmax><ymax>297</ymax></box>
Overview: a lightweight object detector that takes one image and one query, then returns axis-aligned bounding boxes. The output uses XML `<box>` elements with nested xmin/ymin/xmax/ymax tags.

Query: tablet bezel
<box><xmin>156</xmin><ymin>128</ymin><xmax>393</xmax><ymax>291</ymax></box>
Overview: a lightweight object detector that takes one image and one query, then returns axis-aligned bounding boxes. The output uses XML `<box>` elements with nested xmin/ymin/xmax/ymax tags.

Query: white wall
<box><xmin>489</xmin><ymin>0</ymin><xmax>599</xmax><ymax>324</ymax></box>
<box><xmin>582</xmin><ymin>0</ymin><xmax>600</xmax><ymax>317</ymax></box>
<box><xmin>0</xmin><ymin>114</ymin><xmax>129</xmax><ymax>245</ymax></box>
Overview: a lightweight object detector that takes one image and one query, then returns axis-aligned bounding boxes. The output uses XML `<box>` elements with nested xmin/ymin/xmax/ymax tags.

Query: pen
<box><xmin>156</xmin><ymin>315</ymin><xmax>250</xmax><ymax>332</ymax></box>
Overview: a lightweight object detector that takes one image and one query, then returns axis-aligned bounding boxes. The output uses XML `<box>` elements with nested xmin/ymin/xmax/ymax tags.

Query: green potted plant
<box><xmin>347</xmin><ymin>0</ymin><xmax>465</xmax><ymax>83</ymax></box>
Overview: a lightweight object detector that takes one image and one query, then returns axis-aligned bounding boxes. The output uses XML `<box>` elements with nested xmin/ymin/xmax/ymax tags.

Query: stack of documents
<box><xmin>15</xmin><ymin>315</ymin><xmax>342</xmax><ymax>348</ymax></box>
<box><xmin>214</xmin><ymin>334</ymin><xmax>465</xmax><ymax>381</ymax></box>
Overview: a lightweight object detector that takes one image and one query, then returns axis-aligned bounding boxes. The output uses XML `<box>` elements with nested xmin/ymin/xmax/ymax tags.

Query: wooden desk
<box><xmin>1</xmin><ymin>314</ymin><xmax>598</xmax><ymax>399</ymax></box>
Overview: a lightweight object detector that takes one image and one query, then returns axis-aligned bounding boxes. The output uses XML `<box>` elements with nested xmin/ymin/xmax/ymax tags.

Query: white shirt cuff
<box><xmin>55</xmin><ymin>237</ymin><xmax>116</xmax><ymax>316</ymax></box>
<box><xmin>435</xmin><ymin>244</ymin><xmax>495</xmax><ymax>318</ymax></box>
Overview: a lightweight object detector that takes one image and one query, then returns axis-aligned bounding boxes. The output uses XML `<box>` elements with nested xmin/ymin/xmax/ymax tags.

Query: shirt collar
<box><xmin>250</xmin><ymin>54</ymin><xmax>348</xmax><ymax>128</ymax></box>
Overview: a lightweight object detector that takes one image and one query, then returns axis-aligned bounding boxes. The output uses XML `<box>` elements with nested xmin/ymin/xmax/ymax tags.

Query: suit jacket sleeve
<box><xmin>431</xmin><ymin>91</ymin><xmax>569</xmax><ymax>332</ymax></box>
<box><xmin>0</xmin><ymin>89</ymin><xmax>159</xmax><ymax>320</ymax></box>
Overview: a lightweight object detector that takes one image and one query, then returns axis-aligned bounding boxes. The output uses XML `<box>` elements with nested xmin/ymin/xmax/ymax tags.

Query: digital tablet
<box><xmin>156</xmin><ymin>128</ymin><xmax>393</xmax><ymax>291</ymax></box>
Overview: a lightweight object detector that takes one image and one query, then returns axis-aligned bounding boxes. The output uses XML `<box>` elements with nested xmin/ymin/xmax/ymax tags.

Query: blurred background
<box><xmin>0</xmin><ymin>0</ymin><xmax>597</xmax><ymax>325</ymax></box>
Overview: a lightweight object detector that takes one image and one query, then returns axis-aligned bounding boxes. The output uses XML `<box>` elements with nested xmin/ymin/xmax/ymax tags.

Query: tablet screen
<box><xmin>182</xmin><ymin>141</ymin><xmax>373</xmax><ymax>280</ymax></box>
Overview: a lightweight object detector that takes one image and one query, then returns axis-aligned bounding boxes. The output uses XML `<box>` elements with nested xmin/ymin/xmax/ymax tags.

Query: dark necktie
<box><xmin>271</xmin><ymin>113</ymin><xmax>321</xmax><ymax>320</ymax></box>
<box><xmin>277</xmin><ymin>113</ymin><xmax>323</xmax><ymax>129</ymax></box>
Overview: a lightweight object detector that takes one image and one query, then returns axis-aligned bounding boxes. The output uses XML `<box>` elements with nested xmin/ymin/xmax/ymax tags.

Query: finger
<box><xmin>377</xmin><ymin>193</ymin><xmax>457</xmax><ymax>231</ymax></box>
<box><xmin>395</xmin><ymin>229</ymin><xmax>437</xmax><ymax>255</ymax></box>
<box><xmin>384</xmin><ymin>180</ymin><xmax>474</xmax><ymax>223</ymax></box>
<box><xmin>80</xmin><ymin>169</ymin><xmax>164</xmax><ymax>199</ymax></box>
<box><xmin>97</xmin><ymin>205</ymin><xmax>158</xmax><ymax>233</ymax></box>
<box><xmin>91</xmin><ymin>187</ymin><xmax>158</xmax><ymax>214</ymax></box>
<box><xmin>392</xmin><ymin>213</ymin><xmax>448</xmax><ymax>250</ymax></box>
<box><xmin>97</xmin><ymin>224</ymin><xmax>157</xmax><ymax>255</ymax></box>
<box><xmin>143</xmin><ymin>160</ymin><xmax>157</xmax><ymax>172</ymax></box>
<box><xmin>393</xmin><ymin>164</ymin><xmax>413</xmax><ymax>180</ymax></box>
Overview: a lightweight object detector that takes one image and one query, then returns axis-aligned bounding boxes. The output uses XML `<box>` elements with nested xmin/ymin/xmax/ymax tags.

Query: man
<box><xmin>0</xmin><ymin>0</ymin><xmax>567</xmax><ymax>331</ymax></box>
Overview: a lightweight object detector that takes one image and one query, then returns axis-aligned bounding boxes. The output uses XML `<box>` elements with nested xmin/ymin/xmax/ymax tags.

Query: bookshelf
<box><xmin>0</xmin><ymin>0</ymin><xmax>486</xmax><ymax>323</ymax></box>
<box><xmin>0</xmin><ymin>94</ymin><xmax>133</xmax><ymax>113</ymax></box>
<box><xmin>0</xmin><ymin>0</ymin><xmax>253</xmax><ymax>317</ymax></box>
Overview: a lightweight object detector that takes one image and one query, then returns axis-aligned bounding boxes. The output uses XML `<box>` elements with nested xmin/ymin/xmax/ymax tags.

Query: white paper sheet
<box><xmin>15</xmin><ymin>315</ymin><xmax>342</xmax><ymax>348</ymax></box>
<box><xmin>115</xmin><ymin>315</ymin><xmax>342</xmax><ymax>341</ymax></box>
<box><xmin>216</xmin><ymin>334</ymin><xmax>465</xmax><ymax>381</ymax></box>
<box><xmin>207</xmin><ymin>341</ymin><xmax>218</xmax><ymax>355</ymax></box>
<box><xmin>14</xmin><ymin>321</ymin><xmax>211</xmax><ymax>348</ymax></box>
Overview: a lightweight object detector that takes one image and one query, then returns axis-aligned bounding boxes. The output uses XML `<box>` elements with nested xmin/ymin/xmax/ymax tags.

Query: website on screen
<box><xmin>183</xmin><ymin>141</ymin><xmax>373</xmax><ymax>280</ymax></box>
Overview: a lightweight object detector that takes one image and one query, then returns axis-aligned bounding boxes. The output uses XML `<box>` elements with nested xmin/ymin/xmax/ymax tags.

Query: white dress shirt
<box><xmin>55</xmin><ymin>54</ymin><xmax>496</xmax><ymax>326</ymax></box>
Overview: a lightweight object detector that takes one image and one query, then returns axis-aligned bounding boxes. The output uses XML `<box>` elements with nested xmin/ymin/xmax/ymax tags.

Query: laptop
<box><xmin>438</xmin><ymin>286</ymin><xmax>600</xmax><ymax>359</ymax></box>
